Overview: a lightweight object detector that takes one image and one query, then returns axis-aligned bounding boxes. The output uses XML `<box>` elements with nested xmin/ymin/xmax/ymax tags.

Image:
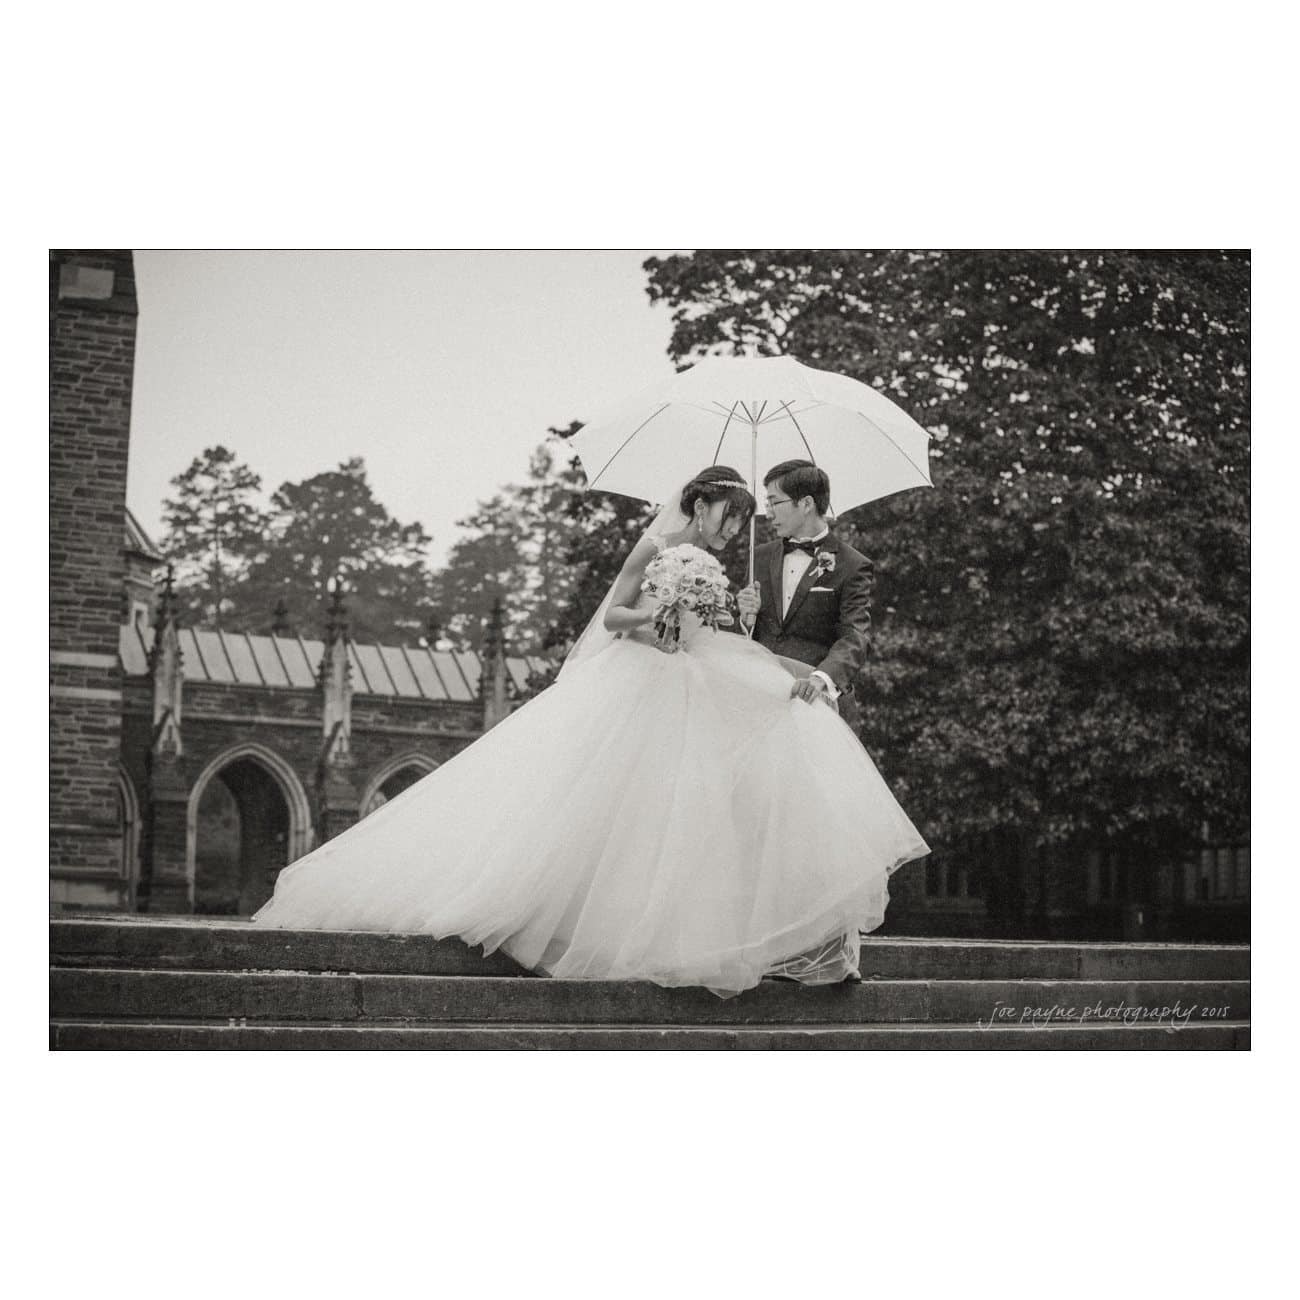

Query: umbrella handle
<box><xmin>744</xmin><ymin>513</ymin><xmax>756</xmax><ymax>638</ymax></box>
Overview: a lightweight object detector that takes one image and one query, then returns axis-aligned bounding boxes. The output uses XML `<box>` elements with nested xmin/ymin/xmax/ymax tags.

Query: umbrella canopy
<box><xmin>567</xmin><ymin>355</ymin><xmax>934</xmax><ymax>516</ymax></box>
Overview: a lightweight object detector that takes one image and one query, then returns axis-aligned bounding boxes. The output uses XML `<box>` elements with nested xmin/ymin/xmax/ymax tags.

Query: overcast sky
<box><xmin>127</xmin><ymin>250</ymin><xmax>682</xmax><ymax>567</ymax></box>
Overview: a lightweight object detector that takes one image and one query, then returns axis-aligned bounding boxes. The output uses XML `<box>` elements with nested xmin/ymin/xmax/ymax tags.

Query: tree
<box><xmin>517</xmin><ymin>422</ymin><xmax>772</xmax><ymax>694</ymax></box>
<box><xmin>159</xmin><ymin>446</ymin><xmax>266</xmax><ymax>627</ymax></box>
<box><xmin>537</xmin><ymin>424</ymin><xmax>659</xmax><ymax>652</ymax></box>
<box><xmin>241</xmin><ymin>457</ymin><xmax>436</xmax><ymax>642</ymax></box>
<box><xmin>424</xmin><ymin>423</ymin><xmax>660</xmax><ymax>692</ymax></box>
<box><xmin>643</xmin><ymin>250</ymin><xmax>1250</xmax><ymax>901</ymax></box>
<box><xmin>432</xmin><ymin>443</ymin><xmax>589</xmax><ymax>654</ymax></box>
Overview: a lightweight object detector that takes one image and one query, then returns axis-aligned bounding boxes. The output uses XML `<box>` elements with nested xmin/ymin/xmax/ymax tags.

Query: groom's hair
<box><xmin>681</xmin><ymin>466</ymin><xmax>756</xmax><ymax>527</ymax></box>
<box><xmin>764</xmin><ymin>460</ymin><xmax>831</xmax><ymax>516</ymax></box>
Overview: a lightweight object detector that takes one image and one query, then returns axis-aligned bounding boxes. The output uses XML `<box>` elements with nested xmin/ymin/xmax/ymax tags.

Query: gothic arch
<box><xmin>116</xmin><ymin>765</ymin><xmax>141</xmax><ymax>910</ymax></box>
<box><xmin>186</xmin><ymin>743</ymin><xmax>314</xmax><ymax>907</ymax></box>
<box><xmin>359</xmin><ymin>752</ymin><xmax>439</xmax><ymax>817</ymax></box>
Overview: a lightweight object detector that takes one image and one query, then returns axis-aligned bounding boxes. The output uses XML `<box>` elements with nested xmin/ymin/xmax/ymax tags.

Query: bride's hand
<box><xmin>604</xmin><ymin>604</ymin><xmax>656</xmax><ymax>634</ymax></box>
<box><xmin>620</xmin><ymin>614</ymin><xmax>659</xmax><ymax>648</ymax></box>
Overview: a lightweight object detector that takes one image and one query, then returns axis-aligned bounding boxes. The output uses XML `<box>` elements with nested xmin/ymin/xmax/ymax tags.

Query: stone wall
<box><xmin>50</xmin><ymin>251</ymin><xmax>138</xmax><ymax>901</ymax></box>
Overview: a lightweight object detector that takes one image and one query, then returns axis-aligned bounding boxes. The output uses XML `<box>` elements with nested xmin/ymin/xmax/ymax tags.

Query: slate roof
<box><xmin>119</xmin><ymin>624</ymin><xmax>550</xmax><ymax>702</ymax></box>
<box><xmin>124</xmin><ymin>509</ymin><xmax>163</xmax><ymax>562</ymax></box>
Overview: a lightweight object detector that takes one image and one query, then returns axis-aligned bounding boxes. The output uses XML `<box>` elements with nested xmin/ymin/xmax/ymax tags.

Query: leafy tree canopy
<box><xmin>642</xmin><ymin>250</ymin><xmax>1249</xmax><ymax>858</ymax></box>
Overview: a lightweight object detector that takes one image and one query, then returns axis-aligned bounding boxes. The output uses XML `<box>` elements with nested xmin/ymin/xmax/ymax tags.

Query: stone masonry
<box><xmin>50</xmin><ymin>251</ymin><xmax>138</xmax><ymax>900</ymax></box>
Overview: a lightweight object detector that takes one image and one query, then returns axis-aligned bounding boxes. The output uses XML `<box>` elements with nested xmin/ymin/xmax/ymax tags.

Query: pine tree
<box><xmin>242</xmin><ymin>457</ymin><xmax>435</xmax><ymax>642</ymax></box>
<box><xmin>159</xmin><ymin>446</ymin><xmax>266</xmax><ymax>627</ymax></box>
<box><xmin>433</xmin><ymin>436</ymin><xmax>595</xmax><ymax>654</ymax></box>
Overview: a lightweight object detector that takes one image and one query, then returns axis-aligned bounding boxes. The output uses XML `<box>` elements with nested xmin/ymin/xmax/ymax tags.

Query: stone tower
<box><xmin>49</xmin><ymin>250</ymin><xmax>139</xmax><ymax>907</ymax></box>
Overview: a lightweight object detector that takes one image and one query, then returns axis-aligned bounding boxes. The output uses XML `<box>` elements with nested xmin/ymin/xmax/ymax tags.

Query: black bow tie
<box><xmin>783</xmin><ymin>537</ymin><xmax>822</xmax><ymax>556</ymax></box>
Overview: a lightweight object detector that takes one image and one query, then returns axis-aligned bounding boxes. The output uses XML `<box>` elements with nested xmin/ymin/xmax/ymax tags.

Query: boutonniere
<box><xmin>810</xmin><ymin>549</ymin><xmax>837</xmax><ymax>581</ymax></box>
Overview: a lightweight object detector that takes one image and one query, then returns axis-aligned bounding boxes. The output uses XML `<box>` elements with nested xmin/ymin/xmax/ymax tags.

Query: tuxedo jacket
<box><xmin>745</xmin><ymin>531</ymin><xmax>873</xmax><ymax>693</ymax></box>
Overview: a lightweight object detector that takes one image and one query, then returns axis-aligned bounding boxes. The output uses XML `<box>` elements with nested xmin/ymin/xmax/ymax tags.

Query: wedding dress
<box><xmin>253</xmin><ymin>534</ymin><xmax>929</xmax><ymax>999</ymax></box>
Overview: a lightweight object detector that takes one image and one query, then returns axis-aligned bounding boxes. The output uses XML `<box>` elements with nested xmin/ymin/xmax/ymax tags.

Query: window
<box><xmin>1089</xmin><ymin>849</ymin><xmax>1120</xmax><ymax>903</ymax></box>
<box><xmin>1215</xmin><ymin>847</ymin><xmax>1235</xmax><ymax>900</ymax></box>
<box><xmin>925</xmin><ymin>858</ymin><xmax>943</xmax><ymax>896</ymax></box>
<box><xmin>1190</xmin><ymin>843</ymin><xmax>1248</xmax><ymax>903</ymax></box>
<box><xmin>925</xmin><ymin>856</ymin><xmax>980</xmax><ymax>902</ymax></box>
<box><xmin>59</xmin><ymin>263</ymin><xmax>114</xmax><ymax>300</ymax></box>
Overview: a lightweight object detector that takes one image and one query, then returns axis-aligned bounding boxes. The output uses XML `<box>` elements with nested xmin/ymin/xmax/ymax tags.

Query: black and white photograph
<box><xmin>49</xmin><ymin>248</ymin><xmax>1250</xmax><ymax>1051</ymax></box>
<box><xmin>28</xmin><ymin>4</ymin><xmax>1285</xmax><ymax>1292</ymax></box>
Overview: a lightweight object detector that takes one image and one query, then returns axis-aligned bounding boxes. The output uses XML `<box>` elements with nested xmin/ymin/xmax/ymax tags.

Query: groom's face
<box><xmin>764</xmin><ymin>478</ymin><xmax>813</xmax><ymax>538</ymax></box>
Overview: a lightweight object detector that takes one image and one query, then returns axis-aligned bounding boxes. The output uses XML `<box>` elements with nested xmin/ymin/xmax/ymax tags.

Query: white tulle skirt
<box><xmin>253</xmin><ymin>628</ymin><xmax>929</xmax><ymax>997</ymax></box>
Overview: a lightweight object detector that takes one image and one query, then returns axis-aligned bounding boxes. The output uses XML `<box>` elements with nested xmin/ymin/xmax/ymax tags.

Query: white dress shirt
<box><xmin>780</xmin><ymin>527</ymin><xmax>839</xmax><ymax>701</ymax></box>
<box><xmin>780</xmin><ymin>526</ymin><xmax>829</xmax><ymax>617</ymax></box>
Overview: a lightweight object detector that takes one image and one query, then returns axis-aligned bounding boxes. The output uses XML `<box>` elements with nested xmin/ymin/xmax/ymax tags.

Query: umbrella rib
<box><xmin>711</xmin><ymin>401</ymin><xmax>741</xmax><ymax>466</ymax></box>
<box><xmin>587</xmin><ymin>403</ymin><xmax>672</xmax><ymax>488</ymax></box>
<box><xmin>756</xmin><ymin>400</ymin><xmax>826</xmax><ymax>424</ymax></box>
<box><xmin>776</xmin><ymin>400</ymin><xmax>818</xmax><ymax>464</ymax></box>
<box><xmin>853</xmin><ymin>409</ymin><xmax>934</xmax><ymax>484</ymax></box>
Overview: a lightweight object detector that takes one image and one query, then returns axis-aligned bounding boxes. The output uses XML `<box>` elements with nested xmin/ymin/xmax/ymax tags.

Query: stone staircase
<box><xmin>49</xmin><ymin>917</ymin><xmax>1250</xmax><ymax>1050</ymax></box>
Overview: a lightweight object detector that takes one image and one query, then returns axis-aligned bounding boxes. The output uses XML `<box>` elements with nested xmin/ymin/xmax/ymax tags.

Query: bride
<box><xmin>252</xmin><ymin>466</ymin><xmax>929</xmax><ymax>997</ymax></box>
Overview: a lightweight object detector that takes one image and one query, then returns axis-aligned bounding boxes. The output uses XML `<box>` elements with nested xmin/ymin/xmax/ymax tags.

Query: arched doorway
<box><xmin>187</xmin><ymin>745</ymin><xmax>313</xmax><ymax>916</ymax></box>
<box><xmin>193</xmin><ymin>759</ymin><xmax>289</xmax><ymax>914</ymax></box>
<box><xmin>360</xmin><ymin>754</ymin><xmax>438</xmax><ymax>817</ymax></box>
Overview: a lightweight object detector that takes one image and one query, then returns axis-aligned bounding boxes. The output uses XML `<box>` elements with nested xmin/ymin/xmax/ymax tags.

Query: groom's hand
<box><xmin>790</xmin><ymin>677</ymin><xmax>829</xmax><ymax>705</ymax></box>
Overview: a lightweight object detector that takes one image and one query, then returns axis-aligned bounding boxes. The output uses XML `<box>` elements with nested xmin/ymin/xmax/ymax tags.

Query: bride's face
<box><xmin>697</xmin><ymin>500</ymin><xmax>744</xmax><ymax>550</ymax></box>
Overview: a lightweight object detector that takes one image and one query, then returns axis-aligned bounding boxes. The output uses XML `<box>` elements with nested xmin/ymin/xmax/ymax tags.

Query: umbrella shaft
<box><xmin>747</xmin><ymin>418</ymin><xmax>757</xmax><ymax>633</ymax></box>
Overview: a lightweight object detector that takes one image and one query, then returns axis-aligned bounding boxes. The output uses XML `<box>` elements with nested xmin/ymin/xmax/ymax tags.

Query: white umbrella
<box><xmin>567</xmin><ymin>354</ymin><xmax>934</xmax><ymax>580</ymax></box>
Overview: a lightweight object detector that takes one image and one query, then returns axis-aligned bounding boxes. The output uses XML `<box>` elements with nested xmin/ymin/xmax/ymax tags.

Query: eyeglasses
<box><xmin>766</xmin><ymin>495</ymin><xmax>793</xmax><ymax>509</ymax></box>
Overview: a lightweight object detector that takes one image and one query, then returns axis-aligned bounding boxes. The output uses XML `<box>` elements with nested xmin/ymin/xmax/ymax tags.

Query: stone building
<box><xmin>55</xmin><ymin>496</ymin><xmax>546</xmax><ymax>917</ymax></box>
<box><xmin>119</xmin><ymin>572</ymin><xmax>545</xmax><ymax>916</ymax></box>
<box><xmin>50</xmin><ymin>249</ymin><xmax>547</xmax><ymax>916</ymax></box>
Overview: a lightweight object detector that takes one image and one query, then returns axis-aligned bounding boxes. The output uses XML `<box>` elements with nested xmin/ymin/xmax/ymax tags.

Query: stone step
<box><xmin>49</xmin><ymin>1019</ymin><xmax>1252</xmax><ymax>1051</ymax></box>
<box><xmin>50</xmin><ymin>967</ymin><xmax>1251</xmax><ymax>1027</ymax></box>
<box><xmin>50</xmin><ymin>918</ymin><xmax>1251</xmax><ymax>981</ymax></box>
<box><xmin>50</xmin><ymin>917</ymin><xmax>529</xmax><ymax>978</ymax></box>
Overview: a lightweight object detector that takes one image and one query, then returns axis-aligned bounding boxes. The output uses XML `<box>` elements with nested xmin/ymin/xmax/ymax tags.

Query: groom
<box><xmin>736</xmin><ymin>459</ymin><xmax>872</xmax><ymax>729</ymax></box>
<box><xmin>736</xmin><ymin>459</ymin><xmax>873</xmax><ymax>985</ymax></box>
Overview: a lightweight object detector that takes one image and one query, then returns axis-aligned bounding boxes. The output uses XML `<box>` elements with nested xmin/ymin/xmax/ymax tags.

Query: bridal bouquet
<box><xmin>642</xmin><ymin>544</ymin><xmax>734</xmax><ymax>654</ymax></box>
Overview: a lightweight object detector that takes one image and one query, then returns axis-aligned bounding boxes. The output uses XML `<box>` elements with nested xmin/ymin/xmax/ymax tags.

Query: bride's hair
<box><xmin>680</xmin><ymin>466</ymin><xmax>756</xmax><ymax>528</ymax></box>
